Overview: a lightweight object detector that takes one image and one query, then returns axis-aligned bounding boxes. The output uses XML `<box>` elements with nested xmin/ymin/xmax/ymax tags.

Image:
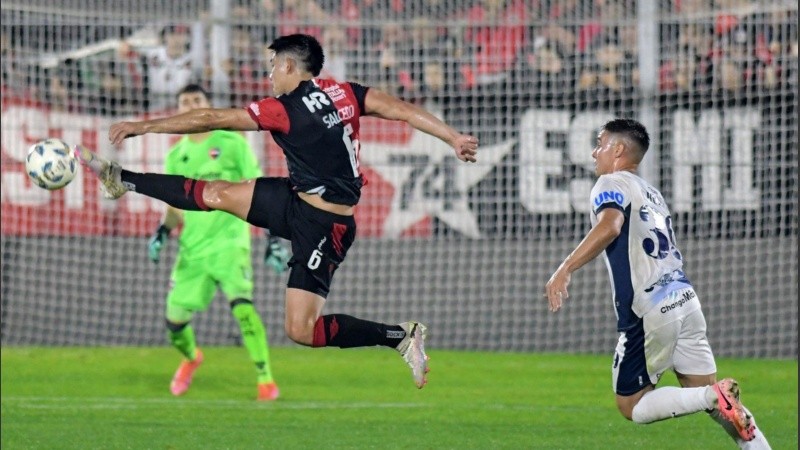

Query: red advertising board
<box><xmin>1</xmin><ymin>98</ymin><xmax>431</xmax><ymax>237</ymax></box>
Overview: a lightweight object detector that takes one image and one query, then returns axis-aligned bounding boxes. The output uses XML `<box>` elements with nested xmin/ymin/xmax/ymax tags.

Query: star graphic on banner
<box><xmin>359</xmin><ymin>120</ymin><xmax>513</xmax><ymax>238</ymax></box>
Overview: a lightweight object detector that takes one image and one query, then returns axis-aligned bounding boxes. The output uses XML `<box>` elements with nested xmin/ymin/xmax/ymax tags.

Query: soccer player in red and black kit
<box><xmin>75</xmin><ymin>34</ymin><xmax>479</xmax><ymax>389</ymax></box>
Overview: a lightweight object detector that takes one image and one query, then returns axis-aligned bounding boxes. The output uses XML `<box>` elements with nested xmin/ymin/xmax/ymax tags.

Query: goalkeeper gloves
<box><xmin>264</xmin><ymin>236</ymin><xmax>290</xmax><ymax>274</ymax></box>
<box><xmin>148</xmin><ymin>224</ymin><xmax>171</xmax><ymax>264</ymax></box>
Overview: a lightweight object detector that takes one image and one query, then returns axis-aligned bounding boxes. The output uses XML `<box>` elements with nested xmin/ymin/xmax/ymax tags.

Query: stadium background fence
<box><xmin>1</xmin><ymin>0</ymin><xmax>797</xmax><ymax>358</ymax></box>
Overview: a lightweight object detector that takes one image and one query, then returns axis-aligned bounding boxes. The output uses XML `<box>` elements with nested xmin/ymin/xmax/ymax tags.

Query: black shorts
<box><xmin>246</xmin><ymin>177</ymin><xmax>356</xmax><ymax>297</ymax></box>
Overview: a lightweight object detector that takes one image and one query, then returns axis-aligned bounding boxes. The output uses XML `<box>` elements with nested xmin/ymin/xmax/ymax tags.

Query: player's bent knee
<box><xmin>165</xmin><ymin>319</ymin><xmax>189</xmax><ymax>332</ymax></box>
<box><xmin>616</xmin><ymin>393</ymin><xmax>644</xmax><ymax>422</ymax></box>
<box><xmin>201</xmin><ymin>180</ymin><xmax>253</xmax><ymax>219</ymax></box>
<box><xmin>200</xmin><ymin>180</ymin><xmax>232</xmax><ymax>209</ymax></box>
<box><xmin>618</xmin><ymin>404</ymin><xmax>635</xmax><ymax>421</ymax></box>
<box><xmin>284</xmin><ymin>319</ymin><xmax>313</xmax><ymax>346</ymax></box>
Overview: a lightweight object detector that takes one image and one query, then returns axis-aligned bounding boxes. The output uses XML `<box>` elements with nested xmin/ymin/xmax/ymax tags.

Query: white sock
<box><xmin>631</xmin><ymin>386</ymin><xmax>715</xmax><ymax>424</ymax></box>
<box><xmin>708</xmin><ymin>406</ymin><xmax>772</xmax><ymax>450</ymax></box>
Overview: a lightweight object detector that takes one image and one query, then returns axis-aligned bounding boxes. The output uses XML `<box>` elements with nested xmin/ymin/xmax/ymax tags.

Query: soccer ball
<box><xmin>25</xmin><ymin>138</ymin><xmax>78</xmax><ymax>190</ymax></box>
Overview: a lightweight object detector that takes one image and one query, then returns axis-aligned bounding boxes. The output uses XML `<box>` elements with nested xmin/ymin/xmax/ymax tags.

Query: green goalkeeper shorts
<box><xmin>166</xmin><ymin>247</ymin><xmax>254</xmax><ymax>312</ymax></box>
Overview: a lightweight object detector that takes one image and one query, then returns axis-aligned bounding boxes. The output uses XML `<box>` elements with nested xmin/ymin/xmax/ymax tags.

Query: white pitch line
<box><xmin>2</xmin><ymin>396</ymin><xmax>428</xmax><ymax>411</ymax></box>
<box><xmin>1</xmin><ymin>396</ymin><xmax>592</xmax><ymax>413</ymax></box>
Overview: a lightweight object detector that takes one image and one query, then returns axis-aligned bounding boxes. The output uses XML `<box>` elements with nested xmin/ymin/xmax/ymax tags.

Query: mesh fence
<box><xmin>1</xmin><ymin>0</ymin><xmax>797</xmax><ymax>357</ymax></box>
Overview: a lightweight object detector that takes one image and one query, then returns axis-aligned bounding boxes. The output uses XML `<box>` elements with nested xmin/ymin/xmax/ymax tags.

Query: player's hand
<box><xmin>147</xmin><ymin>225</ymin><xmax>171</xmax><ymax>264</ymax></box>
<box><xmin>264</xmin><ymin>236</ymin><xmax>290</xmax><ymax>274</ymax></box>
<box><xmin>109</xmin><ymin>121</ymin><xmax>145</xmax><ymax>146</ymax></box>
<box><xmin>451</xmin><ymin>134</ymin><xmax>478</xmax><ymax>163</ymax></box>
<box><xmin>544</xmin><ymin>266</ymin><xmax>571</xmax><ymax>312</ymax></box>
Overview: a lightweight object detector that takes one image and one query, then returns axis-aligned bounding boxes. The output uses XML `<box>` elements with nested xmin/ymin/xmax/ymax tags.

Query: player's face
<box><xmin>592</xmin><ymin>130</ymin><xmax>616</xmax><ymax>176</ymax></box>
<box><xmin>269</xmin><ymin>51</ymin><xmax>290</xmax><ymax>96</ymax></box>
<box><xmin>177</xmin><ymin>92</ymin><xmax>210</xmax><ymax>114</ymax></box>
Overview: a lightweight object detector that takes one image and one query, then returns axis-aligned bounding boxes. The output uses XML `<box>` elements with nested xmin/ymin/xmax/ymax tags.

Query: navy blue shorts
<box><xmin>612</xmin><ymin>318</ymin><xmax>651</xmax><ymax>396</ymax></box>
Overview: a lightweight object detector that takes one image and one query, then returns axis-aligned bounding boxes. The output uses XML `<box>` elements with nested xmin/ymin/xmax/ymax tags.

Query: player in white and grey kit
<box><xmin>545</xmin><ymin>119</ymin><xmax>770</xmax><ymax>448</ymax></box>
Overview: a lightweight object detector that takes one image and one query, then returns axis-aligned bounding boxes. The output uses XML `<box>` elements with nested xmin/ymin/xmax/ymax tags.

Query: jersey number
<box><xmin>342</xmin><ymin>123</ymin><xmax>360</xmax><ymax>177</ymax></box>
<box><xmin>642</xmin><ymin>216</ymin><xmax>682</xmax><ymax>260</ymax></box>
<box><xmin>307</xmin><ymin>249</ymin><xmax>323</xmax><ymax>270</ymax></box>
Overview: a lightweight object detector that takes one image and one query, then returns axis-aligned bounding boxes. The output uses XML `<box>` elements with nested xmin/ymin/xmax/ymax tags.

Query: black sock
<box><xmin>312</xmin><ymin>314</ymin><xmax>406</xmax><ymax>348</ymax></box>
<box><xmin>121</xmin><ymin>170</ymin><xmax>210</xmax><ymax>211</ymax></box>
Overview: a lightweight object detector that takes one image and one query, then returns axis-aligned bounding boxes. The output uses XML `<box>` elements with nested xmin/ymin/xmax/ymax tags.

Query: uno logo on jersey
<box><xmin>302</xmin><ymin>92</ymin><xmax>331</xmax><ymax>112</ymax></box>
<box><xmin>593</xmin><ymin>190</ymin><xmax>625</xmax><ymax>207</ymax></box>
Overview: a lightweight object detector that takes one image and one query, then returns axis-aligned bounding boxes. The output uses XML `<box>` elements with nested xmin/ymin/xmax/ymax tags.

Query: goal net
<box><xmin>1</xmin><ymin>0</ymin><xmax>797</xmax><ymax>358</ymax></box>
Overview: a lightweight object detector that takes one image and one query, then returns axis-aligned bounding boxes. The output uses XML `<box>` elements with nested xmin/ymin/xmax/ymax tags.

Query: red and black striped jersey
<box><xmin>246</xmin><ymin>78</ymin><xmax>369</xmax><ymax>206</ymax></box>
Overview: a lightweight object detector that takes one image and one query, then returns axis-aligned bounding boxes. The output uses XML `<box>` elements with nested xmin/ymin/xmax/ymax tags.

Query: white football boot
<box><xmin>72</xmin><ymin>145</ymin><xmax>128</xmax><ymax>199</ymax></box>
<box><xmin>396</xmin><ymin>322</ymin><xmax>430</xmax><ymax>389</ymax></box>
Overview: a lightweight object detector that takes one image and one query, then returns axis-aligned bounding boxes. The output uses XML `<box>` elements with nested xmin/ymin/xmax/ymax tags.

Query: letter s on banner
<box><xmin>519</xmin><ymin>109</ymin><xmax>570</xmax><ymax>213</ymax></box>
<box><xmin>519</xmin><ymin>110</ymin><xmax>612</xmax><ymax>213</ymax></box>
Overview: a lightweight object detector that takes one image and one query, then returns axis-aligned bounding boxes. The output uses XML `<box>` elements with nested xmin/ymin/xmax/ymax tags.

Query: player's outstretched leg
<box><xmin>72</xmin><ymin>145</ymin><xmax>128</xmax><ymax>199</ymax></box>
<box><xmin>396</xmin><ymin>322</ymin><xmax>430</xmax><ymax>389</ymax></box>
<box><xmin>712</xmin><ymin>378</ymin><xmax>756</xmax><ymax>441</ymax></box>
<box><xmin>73</xmin><ymin>144</ymin><xmax>214</xmax><ymax>212</ymax></box>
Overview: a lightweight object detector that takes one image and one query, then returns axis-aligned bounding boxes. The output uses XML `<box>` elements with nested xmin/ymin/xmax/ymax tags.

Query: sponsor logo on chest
<box><xmin>323</xmin><ymin>85</ymin><xmax>346</xmax><ymax>102</ymax></box>
<box><xmin>593</xmin><ymin>190</ymin><xmax>625</xmax><ymax>207</ymax></box>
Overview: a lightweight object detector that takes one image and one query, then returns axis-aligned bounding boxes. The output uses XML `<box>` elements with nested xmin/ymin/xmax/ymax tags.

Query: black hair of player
<box><xmin>177</xmin><ymin>83</ymin><xmax>209</xmax><ymax>100</ymax></box>
<box><xmin>602</xmin><ymin>118</ymin><xmax>650</xmax><ymax>155</ymax></box>
<box><xmin>268</xmin><ymin>34</ymin><xmax>325</xmax><ymax>77</ymax></box>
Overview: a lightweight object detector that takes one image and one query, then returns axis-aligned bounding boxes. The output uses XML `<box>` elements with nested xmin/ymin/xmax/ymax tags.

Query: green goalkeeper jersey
<box><xmin>164</xmin><ymin>130</ymin><xmax>262</xmax><ymax>260</ymax></box>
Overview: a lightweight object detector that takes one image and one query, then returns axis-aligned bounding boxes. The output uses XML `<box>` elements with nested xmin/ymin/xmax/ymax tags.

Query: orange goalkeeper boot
<box><xmin>257</xmin><ymin>382</ymin><xmax>280</xmax><ymax>401</ymax></box>
<box><xmin>170</xmin><ymin>348</ymin><xmax>204</xmax><ymax>396</ymax></box>
<box><xmin>712</xmin><ymin>378</ymin><xmax>756</xmax><ymax>441</ymax></box>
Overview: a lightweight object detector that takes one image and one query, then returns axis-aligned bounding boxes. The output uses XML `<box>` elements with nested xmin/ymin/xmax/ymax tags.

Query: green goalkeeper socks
<box><xmin>231</xmin><ymin>300</ymin><xmax>274</xmax><ymax>384</ymax></box>
<box><xmin>168</xmin><ymin>323</ymin><xmax>198</xmax><ymax>361</ymax></box>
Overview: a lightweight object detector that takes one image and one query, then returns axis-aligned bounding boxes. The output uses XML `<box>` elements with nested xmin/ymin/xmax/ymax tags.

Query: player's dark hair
<box><xmin>602</xmin><ymin>118</ymin><xmax>650</xmax><ymax>155</ymax></box>
<box><xmin>268</xmin><ymin>34</ymin><xmax>325</xmax><ymax>76</ymax></box>
<box><xmin>177</xmin><ymin>83</ymin><xmax>209</xmax><ymax>100</ymax></box>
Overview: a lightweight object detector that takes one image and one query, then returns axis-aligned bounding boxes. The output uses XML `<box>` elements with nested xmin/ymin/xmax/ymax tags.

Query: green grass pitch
<box><xmin>1</xmin><ymin>347</ymin><xmax>796</xmax><ymax>449</ymax></box>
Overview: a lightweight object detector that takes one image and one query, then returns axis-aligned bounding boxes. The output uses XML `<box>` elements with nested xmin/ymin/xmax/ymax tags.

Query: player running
<box><xmin>544</xmin><ymin>119</ymin><xmax>770</xmax><ymax>448</ymax></box>
<box><xmin>148</xmin><ymin>84</ymin><xmax>289</xmax><ymax>400</ymax></box>
<box><xmin>75</xmin><ymin>33</ymin><xmax>479</xmax><ymax>389</ymax></box>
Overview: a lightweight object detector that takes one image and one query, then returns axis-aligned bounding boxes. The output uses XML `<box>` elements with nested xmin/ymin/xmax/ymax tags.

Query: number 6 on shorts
<box><xmin>307</xmin><ymin>249</ymin><xmax>323</xmax><ymax>270</ymax></box>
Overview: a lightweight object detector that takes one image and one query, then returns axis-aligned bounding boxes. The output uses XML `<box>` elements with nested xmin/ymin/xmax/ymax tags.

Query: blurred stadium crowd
<box><xmin>1</xmin><ymin>0</ymin><xmax>797</xmax><ymax>116</ymax></box>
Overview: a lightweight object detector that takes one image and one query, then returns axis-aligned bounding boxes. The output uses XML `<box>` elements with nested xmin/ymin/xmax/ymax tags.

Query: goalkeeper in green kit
<box><xmin>147</xmin><ymin>84</ymin><xmax>289</xmax><ymax>401</ymax></box>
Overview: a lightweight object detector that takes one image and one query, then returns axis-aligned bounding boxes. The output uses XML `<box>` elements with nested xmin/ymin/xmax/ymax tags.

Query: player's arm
<box><xmin>161</xmin><ymin>206</ymin><xmax>184</xmax><ymax>230</ymax></box>
<box><xmin>109</xmin><ymin>108</ymin><xmax>258</xmax><ymax>146</ymax></box>
<box><xmin>544</xmin><ymin>208</ymin><xmax>624</xmax><ymax>311</ymax></box>
<box><xmin>363</xmin><ymin>88</ymin><xmax>478</xmax><ymax>163</ymax></box>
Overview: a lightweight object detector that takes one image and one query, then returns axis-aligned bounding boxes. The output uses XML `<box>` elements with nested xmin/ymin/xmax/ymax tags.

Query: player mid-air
<box><xmin>75</xmin><ymin>33</ymin><xmax>479</xmax><ymax>389</ymax></box>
